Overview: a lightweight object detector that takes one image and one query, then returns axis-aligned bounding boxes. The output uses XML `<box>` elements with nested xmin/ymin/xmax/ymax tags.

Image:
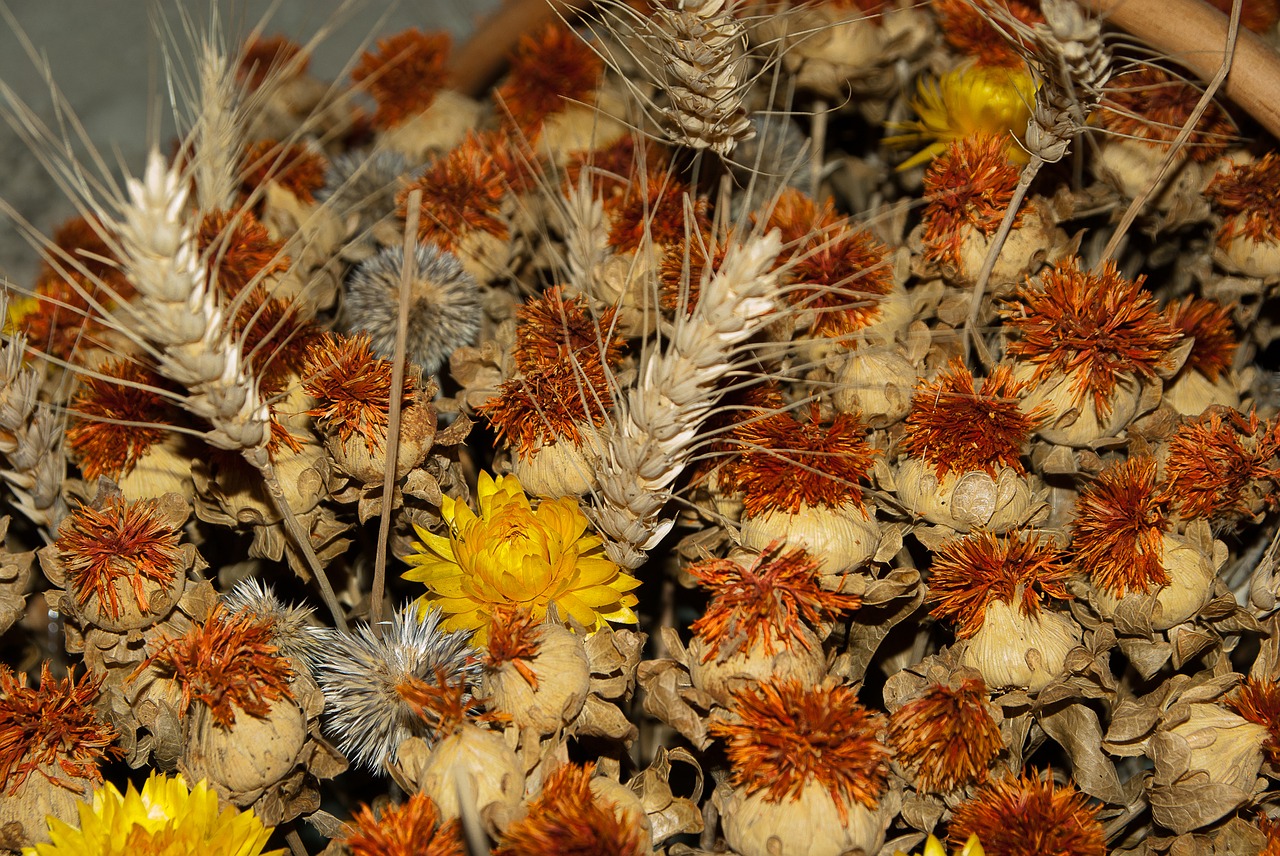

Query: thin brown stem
<box><xmin>285</xmin><ymin>829</ymin><xmax>308</xmax><ymax>856</ymax></box>
<box><xmin>371</xmin><ymin>189</ymin><xmax>422</xmax><ymax>633</ymax></box>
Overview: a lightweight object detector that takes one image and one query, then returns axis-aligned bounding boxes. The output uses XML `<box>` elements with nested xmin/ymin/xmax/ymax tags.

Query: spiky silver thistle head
<box><xmin>340</xmin><ymin>242</ymin><xmax>482</xmax><ymax>377</ymax></box>
<box><xmin>311</xmin><ymin>603</ymin><xmax>483</xmax><ymax>774</ymax></box>
<box><xmin>222</xmin><ymin>577</ymin><xmax>324</xmax><ymax>666</ymax></box>
<box><xmin>318</xmin><ymin>149</ymin><xmax>412</xmax><ymax>227</ymax></box>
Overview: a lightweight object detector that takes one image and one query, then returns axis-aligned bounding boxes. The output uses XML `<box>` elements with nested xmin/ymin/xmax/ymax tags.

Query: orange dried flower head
<box><xmin>1099</xmin><ymin>66</ymin><xmax>1234</xmax><ymax>162</ymax></box>
<box><xmin>1165</xmin><ymin>295</ymin><xmax>1236</xmax><ymax>381</ymax></box>
<box><xmin>40</xmin><ymin>214</ymin><xmax>131</xmax><ymax>300</ymax></box>
<box><xmin>479</xmin><ymin>359</ymin><xmax>615</xmax><ymax>457</ymax></box>
<box><xmin>903</xmin><ymin>359</ymin><xmax>1044</xmax><ymax>477</ymax></box>
<box><xmin>495</xmin><ymin>762</ymin><xmax>646</xmax><ymax>856</ymax></box>
<box><xmin>927</xmin><ymin>530</ymin><xmax>1073</xmax><ymax>638</ymax></box>
<box><xmin>515</xmin><ymin>286</ymin><xmax>624</xmax><ymax>372</ymax></box>
<box><xmin>761</xmin><ymin>188</ymin><xmax>844</xmax><ymax>266</ymax></box>
<box><xmin>565</xmin><ymin>135</ymin><xmax>664</xmax><ymax>200</ymax></box>
<box><xmin>16</xmin><ymin>274</ymin><xmax>104</xmax><ymax>362</ymax></box>
<box><xmin>302</xmin><ymin>332</ymin><xmax>416</xmax><ymax>454</ymax></box>
<box><xmin>344</xmin><ymin>792</ymin><xmax>464</xmax><ymax>856</ymax></box>
<box><xmin>393</xmin><ymin>671</ymin><xmax>488</xmax><ymax>738</ymax></box>
<box><xmin>233</xmin><ymin>289</ymin><xmax>320</xmax><ymax>388</ymax></box>
<box><xmin>688</xmin><ymin>542</ymin><xmax>861</xmax><ymax>661</ymax></box>
<box><xmin>950</xmin><ymin>773</ymin><xmax>1105</xmax><ymax>856</ymax></box>
<box><xmin>66</xmin><ymin>359</ymin><xmax>184</xmax><ymax>481</ymax></box>
<box><xmin>56</xmin><ymin>496</ymin><xmax>184</xmax><ymax>621</ymax></box>
<box><xmin>1207</xmin><ymin>152</ymin><xmax>1280</xmax><ymax>245</ymax></box>
<box><xmin>786</xmin><ymin>225</ymin><xmax>894</xmax><ymax>339</ymax></box>
<box><xmin>0</xmin><ymin>664</ymin><xmax>121</xmax><ymax>795</ymax></box>
<box><xmin>398</xmin><ymin>135</ymin><xmax>510</xmax><ymax>252</ymax></box>
<box><xmin>240</xmin><ymin>139</ymin><xmax>328</xmax><ymax>204</ymax></box>
<box><xmin>712</xmin><ymin>679</ymin><xmax>890</xmax><ymax>822</ymax></box>
<box><xmin>352</xmin><ymin>28</ymin><xmax>452</xmax><ymax>129</ymax></box>
<box><xmin>197</xmin><ymin>209</ymin><xmax>290</xmax><ymax>298</ymax></box>
<box><xmin>1229</xmin><ymin>677</ymin><xmax>1280</xmax><ymax>767</ymax></box>
<box><xmin>1071</xmin><ymin>457</ymin><xmax>1170</xmax><ymax>597</ymax></box>
<box><xmin>237</xmin><ymin>35</ymin><xmax>307</xmax><ymax>90</ymax></box>
<box><xmin>485</xmin><ymin>605</ymin><xmax>542</xmax><ymax>689</ymax></box>
<box><xmin>932</xmin><ymin>0</ymin><xmax>1042</xmax><ymax>66</ymax></box>
<box><xmin>1163</xmin><ymin>408</ymin><xmax>1280</xmax><ymax>521</ymax></box>
<box><xmin>147</xmin><ymin>605</ymin><xmax>295</xmax><ymax>728</ymax></box>
<box><xmin>923</xmin><ymin>133</ymin><xmax>1022</xmax><ymax>267</ymax></box>
<box><xmin>1003</xmin><ymin>258</ymin><xmax>1182</xmax><ymax>417</ymax></box>
<box><xmin>497</xmin><ymin>21</ymin><xmax>603</xmax><ymax>135</ymax></box>
<box><xmin>725</xmin><ymin>407</ymin><xmax>876</xmax><ymax>516</ymax></box>
<box><xmin>659</xmin><ymin>231</ymin><xmax>728</xmax><ymax>312</ymax></box>
<box><xmin>888</xmin><ymin>676</ymin><xmax>1001</xmax><ymax>792</ymax></box>
<box><xmin>604</xmin><ymin>162</ymin><xmax>709</xmax><ymax>253</ymax></box>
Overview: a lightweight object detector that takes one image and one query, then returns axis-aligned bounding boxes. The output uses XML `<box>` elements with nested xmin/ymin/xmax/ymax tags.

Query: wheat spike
<box><xmin>589</xmin><ymin>229</ymin><xmax>781</xmax><ymax>568</ymax></box>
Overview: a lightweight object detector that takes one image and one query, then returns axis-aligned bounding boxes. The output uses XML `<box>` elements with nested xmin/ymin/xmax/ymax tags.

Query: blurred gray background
<box><xmin>0</xmin><ymin>0</ymin><xmax>500</xmax><ymax>285</ymax></box>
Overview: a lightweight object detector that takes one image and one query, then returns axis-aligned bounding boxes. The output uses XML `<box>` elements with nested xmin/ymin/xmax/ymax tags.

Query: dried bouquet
<box><xmin>3</xmin><ymin>0</ymin><xmax>1280</xmax><ymax>854</ymax></box>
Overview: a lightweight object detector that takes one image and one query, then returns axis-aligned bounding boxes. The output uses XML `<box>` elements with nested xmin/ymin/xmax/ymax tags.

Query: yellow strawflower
<box><xmin>23</xmin><ymin>772</ymin><xmax>282</xmax><ymax>856</ymax></box>
<box><xmin>403</xmin><ymin>471</ymin><xmax>640</xmax><ymax>645</ymax></box>
<box><xmin>895</xmin><ymin>834</ymin><xmax>985</xmax><ymax>856</ymax></box>
<box><xmin>885</xmin><ymin>60</ymin><xmax>1036</xmax><ymax>170</ymax></box>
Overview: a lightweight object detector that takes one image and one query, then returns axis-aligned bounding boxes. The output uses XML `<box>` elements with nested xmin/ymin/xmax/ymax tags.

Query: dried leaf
<box><xmin>1036</xmin><ymin>701</ymin><xmax>1125</xmax><ymax>803</ymax></box>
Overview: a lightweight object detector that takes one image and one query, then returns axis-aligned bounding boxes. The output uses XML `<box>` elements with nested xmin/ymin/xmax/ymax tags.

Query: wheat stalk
<box><xmin>589</xmin><ymin>229</ymin><xmax>782</xmax><ymax>569</ymax></box>
<box><xmin>0</xmin><ymin>291</ymin><xmax>68</xmax><ymax>537</ymax></box>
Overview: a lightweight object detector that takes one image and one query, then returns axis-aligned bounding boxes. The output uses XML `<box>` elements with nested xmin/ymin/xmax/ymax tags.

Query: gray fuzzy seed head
<box><xmin>221</xmin><ymin>577</ymin><xmax>323</xmax><ymax>667</ymax></box>
<box><xmin>340</xmin><ymin>243</ymin><xmax>482</xmax><ymax>376</ymax></box>
<box><xmin>311</xmin><ymin>603</ymin><xmax>483</xmax><ymax>774</ymax></box>
<box><xmin>317</xmin><ymin>150</ymin><xmax>412</xmax><ymax>226</ymax></box>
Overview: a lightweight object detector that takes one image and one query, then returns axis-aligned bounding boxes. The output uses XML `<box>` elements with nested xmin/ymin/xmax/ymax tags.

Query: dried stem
<box><xmin>371</xmin><ymin>189</ymin><xmax>422</xmax><ymax>633</ymax></box>
<box><xmin>452</xmin><ymin>0</ymin><xmax>590</xmax><ymax>97</ymax></box>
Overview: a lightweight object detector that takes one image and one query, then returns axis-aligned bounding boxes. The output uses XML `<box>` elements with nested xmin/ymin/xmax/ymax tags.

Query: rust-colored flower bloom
<box><xmin>922</xmin><ymin>134</ymin><xmax>1021</xmax><ymax>268</ymax></box>
<box><xmin>515</xmin><ymin>286</ymin><xmax>624</xmax><ymax>372</ymax></box>
<box><xmin>1163</xmin><ymin>408</ymin><xmax>1280</xmax><ymax>521</ymax></box>
<box><xmin>785</xmin><ymin>223</ymin><xmax>894</xmax><ymax>339</ymax></box>
<box><xmin>604</xmin><ymin>161</ymin><xmax>709</xmax><ymax>253</ymax></box>
<box><xmin>496</xmin><ymin>21</ymin><xmax>603</xmax><ymax>135</ymax></box>
<box><xmin>1165</xmin><ymin>295</ymin><xmax>1237</xmax><ymax>382</ymax></box>
<box><xmin>1003</xmin><ymin>258</ymin><xmax>1182</xmax><ymax>417</ymax></box>
<box><xmin>55</xmin><ymin>496</ymin><xmax>184</xmax><ymax>621</ymax></box>
<box><xmin>712</xmin><ymin>678</ymin><xmax>890</xmax><ymax>822</ymax></box>
<box><xmin>927</xmin><ymin>530</ymin><xmax>1073</xmax><ymax>639</ymax></box>
<box><xmin>889</xmin><ymin>675</ymin><xmax>1002</xmax><ymax>792</ymax></box>
<box><xmin>1099</xmin><ymin>66</ymin><xmax>1234</xmax><ymax>162</ymax></box>
<box><xmin>343</xmin><ymin>792</ymin><xmax>464</xmax><ymax>856</ymax></box>
<box><xmin>902</xmin><ymin>359</ymin><xmax>1044</xmax><ymax>478</ymax></box>
<box><xmin>658</xmin><ymin>230</ymin><xmax>728</xmax><ymax>312</ymax></box>
<box><xmin>689</xmin><ymin>543</ymin><xmax>861</xmax><ymax>661</ymax></box>
<box><xmin>302</xmin><ymin>332</ymin><xmax>416</xmax><ymax>455</ymax></box>
<box><xmin>949</xmin><ymin>773</ymin><xmax>1104</xmax><ymax>856</ymax></box>
<box><xmin>397</xmin><ymin>134</ymin><xmax>510</xmax><ymax>252</ymax></box>
<box><xmin>146</xmin><ymin>605</ymin><xmax>295</xmax><ymax>728</ymax></box>
<box><xmin>197</xmin><ymin>209</ymin><xmax>290</xmax><ymax>298</ymax></box>
<box><xmin>1071</xmin><ymin>457</ymin><xmax>1170</xmax><ymax>597</ymax></box>
<box><xmin>1229</xmin><ymin>676</ymin><xmax>1280</xmax><ymax>767</ymax></box>
<box><xmin>0</xmin><ymin>663</ymin><xmax>120</xmax><ymax>795</ymax></box>
<box><xmin>723</xmin><ymin>407</ymin><xmax>876</xmax><ymax>517</ymax></box>
<box><xmin>760</xmin><ymin>187</ymin><xmax>844</xmax><ymax>266</ymax></box>
<box><xmin>494</xmin><ymin>762</ymin><xmax>647</xmax><ymax>856</ymax></box>
<box><xmin>237</xmin><ymin>35</ymin><xmax>307</xmax><ymax>90</ymax></box>
<box><xmin>65</xmin><ymin>359</ymin><xmax>185</xmax><ymax>482</ymax></box>
<box><xmin>479</xmin><ymin>358</ymin><xmax>615</xmax><ymax>457</ymax></box>
<box><xmin>352</xmin><ymin>28</ymin><xmax>452</xmax><ymax>129</ymax></box>
<box><xmin>240</xmin><ymin>138</ymin><xmax>328</xmax><ymax>204</ymax></box>
<box><xmin>932</xmin><ymin>0</ymin><xmax>1042</xmax><ymax>66</ymax></box>
<box><xmin>1207</xmin><ymin>151</ymin><xmax>1280</xmax><ymax>246</ymax></box>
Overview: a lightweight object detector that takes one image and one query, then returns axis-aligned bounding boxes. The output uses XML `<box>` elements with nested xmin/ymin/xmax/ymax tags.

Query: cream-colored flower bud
<box><xmin>1157</xmin><ymin>704</ymin><xmax>1267</xmax><ymax>793</ymax></box>
<box><xmin>1216</xmin><ymin>233</ymin><xmax>1280</xmax><ymax>279</ymax></box>
<box><xmin>533</xmin><ymin>85</ymin><xmax>631</xmax><ymax>167</ymax></box>
<box><xmin>483</xmin><ymin>622</ymin><xmax>591</xmax><ymax>734</ymax></box>
<box><xmin>1162</xmin><ymin>367</ymin><xmax>1240</xmax><ymax>416</ymax></box>
<box><xmin>327</xmin><ymin>389</ymin><xmax>436</xmax><ymax>486</ymax></box>
<box><xmin>960</xmin><ymin>600</ymin><xmax>1081</xmax><ymax>692</ymax></box>
<box><xmin>740</xmin><ymin>502</ymin><xmax>878</xmax><ymax>574</ymax></box>
<box><xmin>759</xmin><ymin>7</ymin><xmax>886</xmax><ymax>100</ymax></box>
<box><xmin>380</xmin><ymin>89</ymin><xmax>483</xmax><ymax>162</ymax></box>
<box><xmin>713</xmin><ymin>780</ymin><xmax>884</xmax><ymax>856</ymax></box>
<box><xmin>953</xmin><ymin>200</ymin><xmax>1062</xmax><ymax>291</ymax></box>
<box><xmin>405</xmin><ymin>726</ymin><xmax>525</xmax><ymax>828</ymax></box>
<box><xmin>182</xmin><ymin>695</ymin><xmax>308</xmax><ymax>804</ymax></box>
<box><xmin>830</xmin><ymin>347</ymin><xmax>918</xmax><ymax>426</ymax></box>
<box><xmin>686</xmin><ymin>625</ymin><xmax>827</xmax><ymax>708</ymax></box>
<box><xmin>1093</xmin><ymin>532</ymin><xmax>1218</xmax><ymax>630</ymax></box>
<box><xmin>0</xmin><ymin>767</ymin><xmax>95</xmax><ymax>845</ymax></box>
<box><xmin>117</xmin><ymin>437</ymin><xmax>195</xmax><ymax>501</ymax></box>
<box><xmin>895</xmin><ymin>458</ymin><xmax>1039</xmax><ymax>533</ymax></box>
<box><xmin>1097</xmin><ymin>139</ymin><xmax>1212</xmax><ymax>214</ymax></box>
<box><xmin>1013</xmin><ymin>362</ymin><xmax>1142</xmax><ymax>447</ymax></box>
<box><xmin>510</xmin><ymin>438</ymin><xmax>599</xmax><ymax>498</ymax></box>
<box><xmin>589</xmin><ymin>776</ymin><xmax>656</xmax><ymax>854</ymax></box>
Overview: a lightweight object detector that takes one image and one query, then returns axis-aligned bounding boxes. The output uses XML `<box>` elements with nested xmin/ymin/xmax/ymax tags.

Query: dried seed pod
<box><xmin>482</xmin><ymin>611</ymin><xmax>592</xmax><ymax>735</ymax></box>
<box><xmin>396</xmin><ymin>727</ymin><xmax>525</xmax><ymax>832</ymax></box>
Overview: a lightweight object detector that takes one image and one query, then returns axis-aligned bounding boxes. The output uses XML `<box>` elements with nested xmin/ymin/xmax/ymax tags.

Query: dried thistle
<box><xmin>922</xmin><ymin>133</ymin><xmax>1023</xmax><ymax>268</ymax></box>
<box><xmin>888</xmin><ymin>676</ymin><xmax>1002</xmax><ymax>791</ymax></box>
<box><xmin>352</xmin><ymin>29</ymin><xmax>452</xmax><ymax>129</ymax></box>
<box><xmin>396</xmin><ymin>134</ymin><xmax>510</xmax><ymax>252</ymax></box>
<box><xmin>302</xmin><ymin>332</ymin><xmax>416</xmax><ymax>454</ymax></box>
<box><xmin>1071</xmin><ymin>457</ymin><xmax>1170</xmax><ymax>598</ymax></box>
<box><xmin>343</xmin><ymin>792</ymin><xmax>464</xmax><ymax>856</ymax></box>
<box><xmin>1229</xmin><ymin>677</ymin><xmax>1280</xmax><ymax>767</ymax></box>
<box><xmin>1098</xmin><ymin>65</ymin><xmax>1235</xmax><ymax>162</ymax></box>
<box><xmin>239</xmin><ymin>138</ymin><xmax>328</xmax><ymax>204</ymax></box>
<box><xmin>494</xmin><ymin>762</ymin><xmax>647</xmax><ymax>856</ymax></box>
<box><xmin>949</xmin><ymin>773</ymin><xmax>1104</xmax><ymax>856</ymax></box>
<box><xmin>196</xmin><ymin>208</ymin><xmax>290</xmax><ymax>298</ymax></box>
<box><xmin>496</xmin><ymin>21</ymin><xmax>605</xmax><ymax>136</ymax></box>
<box><xmin>515</xmin><ymin>286</ymin><xmax>624</xmax><ymax>372</ymax></box>
<box><xmin>65</xmin><ymin>359</ymin><xmax>185</xmax><ymax>483</ymax></box>
<box><xmin>932</xmin><ymin>0</ymin><xmax>1043</xmax><ymax>66</ymax></box>
<box><xmin>1162</xmin><ymin>408</ymin><xmax>1280</xmax><ymax>521</ymax></box>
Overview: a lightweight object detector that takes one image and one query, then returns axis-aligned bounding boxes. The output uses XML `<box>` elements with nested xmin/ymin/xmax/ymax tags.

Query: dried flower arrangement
<box><xmin>4</xmin><ymin>0</ymin><xmax>1280</xmax><ymax>854</ymax></box>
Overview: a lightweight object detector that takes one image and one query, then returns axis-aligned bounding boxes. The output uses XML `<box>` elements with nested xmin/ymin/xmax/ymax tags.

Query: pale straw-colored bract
<box><xmin>222</xmin><ymin>577</ymin><xmax>324</xmax><ymax>666</ymax></box>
